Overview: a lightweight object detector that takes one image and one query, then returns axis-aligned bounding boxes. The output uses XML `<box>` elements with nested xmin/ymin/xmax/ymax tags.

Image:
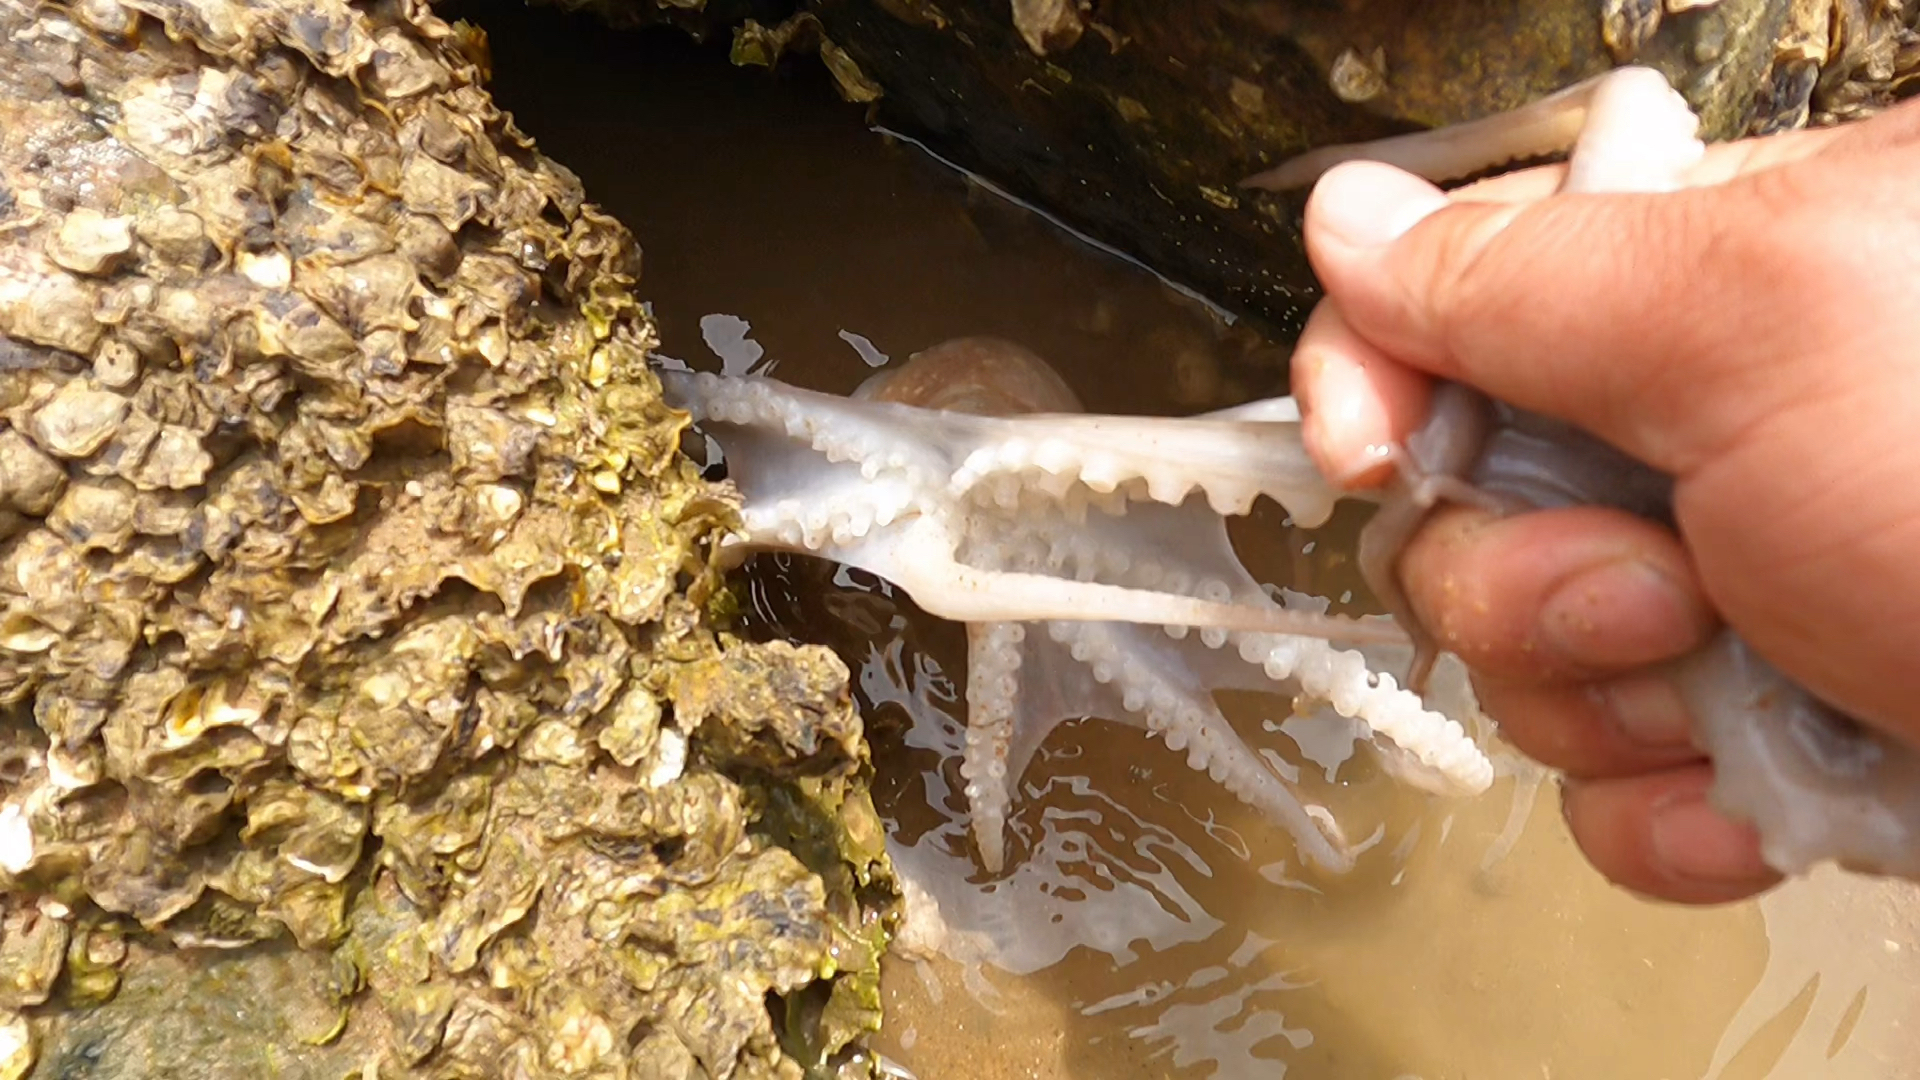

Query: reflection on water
<box><xmin>462</xmin><ymin>4</ymin><xmax>1920</xmax><ymax>1077</ymax></box>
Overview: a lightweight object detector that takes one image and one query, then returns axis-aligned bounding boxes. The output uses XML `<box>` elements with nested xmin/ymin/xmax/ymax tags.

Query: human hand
<box><xmin>1292</xmin><ymin>98</ymin><xmax>1920</xmax><ymax>903</ymax></box>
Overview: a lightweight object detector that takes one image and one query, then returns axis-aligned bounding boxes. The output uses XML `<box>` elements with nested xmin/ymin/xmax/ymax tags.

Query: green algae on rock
<box><xmin>0</xmin><ymin>0</ymin><xmax>891</xmax><ymax>1074</ymax></box>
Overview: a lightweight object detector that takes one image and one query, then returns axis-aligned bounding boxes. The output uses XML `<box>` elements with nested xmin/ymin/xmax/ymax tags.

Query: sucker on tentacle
<box><xmin>661</xmin><ymin>337</ymin><xmax>1494</xmax><ymax>875</ymax></box>
<box><xmin>1258</xmin><ymin>64</ymin><xmax>1920</xmax><ymax>882</ymax></box>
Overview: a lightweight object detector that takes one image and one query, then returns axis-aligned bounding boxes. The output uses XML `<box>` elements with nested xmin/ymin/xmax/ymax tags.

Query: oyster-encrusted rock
<box><xmin>0</xmin><ymin>0</ymin><xmax>890</xmax><ymax>1075</ymax></box>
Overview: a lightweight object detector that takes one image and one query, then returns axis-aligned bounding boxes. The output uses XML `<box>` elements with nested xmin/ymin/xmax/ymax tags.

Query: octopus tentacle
<box><xmin>961</xmin><ymin>620</ymin><xmax>1024</xmax><ymax>874</ymax></box>
<box><xmin>1037</xmin><ymin>619</ymin><xmax>1356</xmax><ymax>873</ymax></box>
<box><xmin>916</xmin><ymin>553</ymin><xmax>1405</xmax><ymax>640</ymax></box>
<box><xmin>946</xmin><ymin>412</ymin><xmax>1341</xmax><ymax>523</ymax></box>
<box><xmin>665</xmin><ymin>368</ymin><xmax>1345</xmax><ymax>528</ymax></box>
<box><xmin>1005</xmin><ymin>493</ymin><xmax>1488</xmax><ymax>792</ymax></box>
<box><xmin>1239</xmin><ymin>67</ymin><xmax>1670</xmax><ymax>192</ymax></box>
<box><xmin>1228</xmin><ymin>630</ymin><xmax>1492</xmax><ymax>795</ymax></box>
<box><xmin>663</xmin><ymin>369</ymin><xmax>952</xmax><ymax>488</ymax></box>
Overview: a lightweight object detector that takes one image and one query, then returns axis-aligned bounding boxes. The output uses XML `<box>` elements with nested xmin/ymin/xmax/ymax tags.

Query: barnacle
<box><xmin>0</xmin><ymin>0</ymin><xmax>892</xmax><ymax>1074</ymax></box>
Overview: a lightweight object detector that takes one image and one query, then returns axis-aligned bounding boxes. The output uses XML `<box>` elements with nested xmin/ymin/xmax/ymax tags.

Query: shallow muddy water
<box><xmin>468</xmin><ymin>6</ymin><xmax>1920</xmax><ymax>1077</ymax></box>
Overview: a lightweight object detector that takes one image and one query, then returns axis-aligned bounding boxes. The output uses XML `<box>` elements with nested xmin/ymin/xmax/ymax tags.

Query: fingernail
<box><xmin>1541</xmin><ymin>558</ymin><xmax>1702</xmax><ymax>668</ymax></box>
<box><xmin>1312</xmin><ymin>162</ymin><xmax>1451</xmax><ymax>249</ymax></box>
<box><xmin>1292</xmin><ymin>350</ymin><xmax>1323</xmax><ymax>421</ymax></box>
<box><xmin>1597</xmin><ymin>674</ymin><xmax>1694</xmax><ymax>750</ymax></box>
<box><xmin>1649</xmin><ymin>791</ymin><xmax>1772</xmax><ymax>885</ymax></box>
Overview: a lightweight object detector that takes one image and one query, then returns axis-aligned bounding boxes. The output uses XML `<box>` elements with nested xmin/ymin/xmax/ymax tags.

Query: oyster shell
<box><xmin>0</xmin><ymin>0</ymin><xmax>892</xmax><ymax>1075</ymax></box>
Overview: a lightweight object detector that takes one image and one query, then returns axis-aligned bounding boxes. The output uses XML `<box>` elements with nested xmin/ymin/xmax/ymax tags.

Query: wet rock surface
<box><xmin>0</xmin><ymin>0</ymin><xmax>890</xmax><ymax>1075</ymax></box>
<box><xmin>548</xmin><ymin>0</ymin><xmax>1920</xmax><ymax>335</ymax></box>
<box><xmin>804</xmin><ymin>0</ymin><xmax>1799</xmax><ymax>330</ymax></box>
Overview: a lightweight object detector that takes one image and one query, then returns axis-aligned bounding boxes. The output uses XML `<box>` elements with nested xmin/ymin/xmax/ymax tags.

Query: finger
<box><xmin>1472</xmin><ymin>672</ymin><xmax>1700</xmax><ymax>778</ymax></box>
<box><xmin>1301</xmin><ymin>130</ymin><xmax>1920</xmax><ymax>475</ymax></box>
<box><xmin>1563</xmin><ymin>767</ymin><xmax>1782</xmax><ymax>904</ymax></box>
<box><xmin>1397</xmin><ymin>504</ymin><xmax>1717</xmax><ymax>682</ymax></box>
<box><xmin>1292</xmin><ymin>300</ymin><xmax>1432</xmax><ymax>486</ymax></box>
<box><xmin>1302</xmin><ymin>161</ymin><xmax>1741</xmax><ymax>475</ymax></box>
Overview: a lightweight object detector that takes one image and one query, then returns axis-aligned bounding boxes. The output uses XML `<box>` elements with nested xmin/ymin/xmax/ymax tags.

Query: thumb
<box><xmin>1300</xmin><ymin>158</ymin><xmax>1823</xmax><ymax>477</ymax></box>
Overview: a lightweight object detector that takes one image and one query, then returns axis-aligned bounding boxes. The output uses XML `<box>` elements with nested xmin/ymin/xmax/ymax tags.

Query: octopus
<box><xmin>659</xmin><ymin>339</ymin><xmax>1494</xmax><ymax>874</ymax></box>
<box><xmin>1245</xmin><ymin>64</ymin><xmax>1920</xmax><ymax>882</ymax></box>
<box><xmin>665</xmin><ymin>63</ymin><xmax>1920</xmax><ymax>885</ymax></box>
